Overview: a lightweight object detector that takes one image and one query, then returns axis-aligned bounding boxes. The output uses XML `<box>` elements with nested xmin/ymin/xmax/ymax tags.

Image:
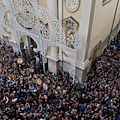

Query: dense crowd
<box><xmin>0</xmin><ymin>32</ymin><xmax>120</xmax><ymax>120</ymax></box>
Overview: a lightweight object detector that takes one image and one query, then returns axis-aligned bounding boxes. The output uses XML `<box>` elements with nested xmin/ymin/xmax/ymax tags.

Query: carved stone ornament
<box><xmin>62</xmin><ymin>16</ymin><xmax>79</xmax><ymax>32</ymax></box>
<box><xmin>13</xmin><ymin>0</ymin><xmax>36</xmax><ymax>29</ymax></box>
<box><xmin>65</xmin><ymin>0</ymin><xmax>80</xmax><ymax>12</ymax></box>
<box><xmin>63</xmin><ymin>16</ymin><xmax>79</xmax><ymax>48</ymax></box>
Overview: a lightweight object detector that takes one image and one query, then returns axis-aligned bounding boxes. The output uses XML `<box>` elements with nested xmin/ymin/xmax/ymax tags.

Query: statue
<box><xmin>66</xmin><ymin>31</ymin><xmax>75</xmax><ymax>48</ymax></box>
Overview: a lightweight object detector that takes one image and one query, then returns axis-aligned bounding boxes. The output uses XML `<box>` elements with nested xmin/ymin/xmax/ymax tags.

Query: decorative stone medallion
<box><xmin>13</xmin><ymin>0</ymin><xmax>36</xmax><ymax>29</ymax></box>
<box><xmin>65</xmin><ymin>0</ymin><xmax>80</xmax><ymax>12</ymax></box>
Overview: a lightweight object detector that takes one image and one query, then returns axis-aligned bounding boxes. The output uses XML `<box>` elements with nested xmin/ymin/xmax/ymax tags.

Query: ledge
<box><xmin>76</xmin><ymin>59</ymin><xmax>90</xmax><ymax>70</ymax></box>
<box><xmin>47</xmin><ymin>54</ymin><xmax>90</xmax><ymax>71</ymax></box>
<box><xmin>46</xmin><ymin>55</ymin><xmax>59</xmax><ymax>62</ymax></box>
<box><xmin>102</xmin><ymin>0</ymin><xmax>112</xmax><ymax>6</ymax></box>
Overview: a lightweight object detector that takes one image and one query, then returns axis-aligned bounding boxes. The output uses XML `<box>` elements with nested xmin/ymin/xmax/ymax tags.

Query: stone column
<box><xmin>76</xmin><ymin>0</ymin><xmax>96</xmax><ymax>83</ymax></box>
<box><xmin>47</xmin><ymin>0</ymin><xmax>59</xmax><ymax>73</ymax></box>
<box><xmin>23</xmin><ymin>36</ymin><xmax>30</xmax><ymax>58</ymax></box>
<box><xmin>58</xmin><ymin>0</ymin><xmax>63</xmax><ymax>61</ymax></box>
<box><xmin>24</xmin><ymin>36</ymin><xmax>29</xmax><ymax>47</ymax></box>
<box><xmin>47</xmin><ymin>0</ymin><xmax>58</xmax><ymax>17</ymax></box>
<box><xmin>50</xmin><ymin>46</ymin><xmax>59</xmax><ymax>58</ymax></box>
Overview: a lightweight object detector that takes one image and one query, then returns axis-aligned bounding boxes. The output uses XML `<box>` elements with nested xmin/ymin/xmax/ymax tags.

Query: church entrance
<box><xmin>20</xmin><ymin>35</ymin><xmax>37</xmax><ymax>59</ymax></box>
<box><xmin>20</xmin><ymin>35</ymin><xmax>48</xmax><ymax>73</ymax></box>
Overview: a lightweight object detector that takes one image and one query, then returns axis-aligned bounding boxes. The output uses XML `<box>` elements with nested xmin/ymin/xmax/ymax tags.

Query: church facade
<box><xmin>0</xmin><ymin>0</ymin><xmax>120</xmax><ymax>83</ymax></box>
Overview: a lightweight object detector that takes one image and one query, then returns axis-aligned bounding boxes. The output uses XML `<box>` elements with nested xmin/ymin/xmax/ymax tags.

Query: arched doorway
<box><xmin>20</xmin><ymin>35</ymin><xmax>37</xmax><ymax>59</ymax></box>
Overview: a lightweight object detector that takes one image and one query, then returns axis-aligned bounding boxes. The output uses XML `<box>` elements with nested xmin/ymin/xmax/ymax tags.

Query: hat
<box><xmin>20</xmin><ymin>104</ymin><xmax>23</xmax><ymax>106</ymax></box>
<box><xmin>34</xmin><ymin>110</ymin><xmax>37</xmax><ymax>114</ymax></box>
<box><xmin>43</xmin><ymin>83</ymin><xmax>48</xmax><ymax>90</ymax></box>
<box><xmin>46</xmin><ymin>114</ymin><xmax>49</xmax><ymax>118</ymax></box>
<box><xmin>13</xmin><ymin>91</ymin><xmax>16</xmax><ymax>93</ymax></box>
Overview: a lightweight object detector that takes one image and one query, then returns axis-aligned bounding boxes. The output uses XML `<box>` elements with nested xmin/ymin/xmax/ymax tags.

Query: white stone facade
<box><xmin>0</xmin><ymin>0</ymin><xmax>120</xmax><ymax>83</ymax></box>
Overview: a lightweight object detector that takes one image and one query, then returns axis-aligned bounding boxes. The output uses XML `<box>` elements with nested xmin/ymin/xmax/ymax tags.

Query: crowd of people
<box><xmin>0</xmin><ymin>31</ymin><xmax>120</xmax><ymax>120</ymax></box>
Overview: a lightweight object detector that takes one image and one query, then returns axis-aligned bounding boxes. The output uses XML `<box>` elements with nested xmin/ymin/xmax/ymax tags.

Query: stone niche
<box><xmin>63</xmin><ymin>16</ymin><xmax>79</xmax><ymax>32</ymax></box>
<box><xmin>62</xmin><ymin>16</ymin><xmax>79</xmax><ymax>48</ymax></box>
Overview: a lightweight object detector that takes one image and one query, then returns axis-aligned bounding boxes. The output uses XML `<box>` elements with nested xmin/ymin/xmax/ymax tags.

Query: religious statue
<box><xmin>66</xmin><ymin>31</ymin><xmax>73</xmax><ymax>47</ymax></box>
